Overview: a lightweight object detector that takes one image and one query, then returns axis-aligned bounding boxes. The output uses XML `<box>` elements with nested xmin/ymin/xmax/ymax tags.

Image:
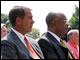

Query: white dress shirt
<box><xmin>11</xmin><ymin>28</ymin><xmax>28</xmax><ymax>48</ymax></box>
<box><xmin>48</xmin><ymin>31</ymin><xmax>61</xmax><ymax>44</ymax></box>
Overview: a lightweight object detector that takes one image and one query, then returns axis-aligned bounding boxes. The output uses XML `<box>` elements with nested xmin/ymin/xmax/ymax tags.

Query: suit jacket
<box><xmin>1</xmin><ymin>30</ymin><xmax>44</xmax><ymax>59</ymax></box>
<box><xmin>38</xmin><ymin>32</ymin><xmax>74</xmax><ymax>59</ymax></box>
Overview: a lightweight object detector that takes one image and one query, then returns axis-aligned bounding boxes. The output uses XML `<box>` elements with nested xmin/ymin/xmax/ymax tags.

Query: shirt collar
<box><xmin>11</xmin><ymin>28</ymin><xmax>30</xmax><ymax>48</ymax></box>
<box><xmin>11</xmin><ymin>28</ymin><xmax>24</xmax><ymax>40</ymax></box>
<box><xmin>48</xmin><ymin>31</ymin><xmax>60</xmax><ymax>43</ymax></box>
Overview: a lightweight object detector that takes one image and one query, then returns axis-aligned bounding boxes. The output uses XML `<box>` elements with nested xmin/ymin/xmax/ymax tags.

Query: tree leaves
<box><xmin>69</xmin><ymin>5</ymin><xmax>79</xmax><ymax>30</ymax></box>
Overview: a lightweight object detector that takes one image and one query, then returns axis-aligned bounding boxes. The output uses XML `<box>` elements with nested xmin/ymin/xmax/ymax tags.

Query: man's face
<box><xmin>55</xmin><ymin>14</ymin><xmax>68</xmax><ymax>36</ymax></box>
<box><xmin>21</xmin><ymin>9</ymin><xmax>34</xmax><ymax>34</ymax></box>
<box><xmin>1</xmin><ymin>26</ymin><xmax>7</xmax><ymax>39</ymax></box>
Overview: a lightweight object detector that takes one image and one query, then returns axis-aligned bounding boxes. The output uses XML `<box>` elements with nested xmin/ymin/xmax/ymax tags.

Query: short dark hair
<box><xmin>46</xmin><ymin>12</ymin><xmax>56</xmax><ymax>27</ymax></box>
<box><xmin>9</xmin><ymin>6</ymin><xmax>30</xmax><ymax>27</ymax></box>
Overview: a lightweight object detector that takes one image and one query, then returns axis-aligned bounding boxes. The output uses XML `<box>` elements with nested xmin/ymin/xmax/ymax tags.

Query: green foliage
<box><xmin>1</xmin><ymin>13</ymin><xmax>8</xmax><ymax>23</ymax></box>
<box><xmin>69</xmin><ymin>5</ymin><xmax>79</xmax><ymax>30</ymax></box>
<box><xmin>28</xmin><ymin>28</ymin><xmax>40</xmax><ymax>39</ymax></box>
<box><xmin>1</xmin><ymin>13</ymin><xmax>12</xmax><ymax>32</ymax></box>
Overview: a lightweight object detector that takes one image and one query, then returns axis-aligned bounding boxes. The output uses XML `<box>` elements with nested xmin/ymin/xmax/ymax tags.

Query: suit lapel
<box><xmin>9</xmin><ymin>30</ymin><xmax>33</xmax><ymax>58</ymax></box>
<box><xmin>45</xmin><ymin>32</ymin><xmax>68</xmax><ymax>58</ymax></box>
<box><xmin>46</xmin><ymin>32</ymin><xmax>62</xmax><ymax>47</ymax></box>
<box><xmin>63</xmin><ymin>41</ymin><xmax>75</xmax><ymax>59</ymax></box>
<box><xmin>46</xmin><ymin>32</ymin><xmax>74</xmax><ymax>59</ymax></box>
<box><xmin>28</xmin><ymin>38</ymin><xmax>42</xmax><ymax>59</ymax></box>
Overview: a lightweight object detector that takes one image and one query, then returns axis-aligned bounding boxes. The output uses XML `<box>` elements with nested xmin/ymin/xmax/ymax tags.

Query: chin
<box><xmin>63</xmin><ymin>32</ymin><xmax>67</xmax><ymax>35</ymax></box>
<box><xmin>65</xmin><ymin>29</ymin><xmax>67</xmax><ymax>33</ymax></box>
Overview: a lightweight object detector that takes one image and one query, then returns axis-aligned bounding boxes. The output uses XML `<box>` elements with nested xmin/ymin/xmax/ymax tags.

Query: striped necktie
<box><xmin>60</xmin><ymin>39</ymin><xmax>74</xmax><ymax>59</ymax></box>
<box><xmin>24</xmin><ymin>37</ymin><xmax>40</xmax><ymax>59</ymax></box>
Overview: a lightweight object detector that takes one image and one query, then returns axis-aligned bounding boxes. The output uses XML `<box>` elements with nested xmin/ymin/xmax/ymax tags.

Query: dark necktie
<box><xmin>24</xmin><ymin>37</ymin><xmax>40</xmax><ymax>59</ymax></box>
<box><xmin>60</xmin><ymin>39</ymin><xmax>74</xmax><ymax>59</ymax></box>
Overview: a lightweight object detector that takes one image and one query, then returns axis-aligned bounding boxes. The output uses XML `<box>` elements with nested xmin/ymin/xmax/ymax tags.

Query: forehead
<box><xmin>74</xmin><ymin>32</ymin><xmax>79</xmax><ymax>35</ymax></box>
<box><xmin>1</xmin><ymin>26</ymin><xmax>7</xmax><ymax>30</ymax></box>
<box><xmin>56</xmin><ymin>13</ymin><xmax>67</xmax><ymax>21</ymax></box>
<box><xmin>24</xmin><ymin>8</ymin><xmax>32</xmax><ymax>16</ymax></box>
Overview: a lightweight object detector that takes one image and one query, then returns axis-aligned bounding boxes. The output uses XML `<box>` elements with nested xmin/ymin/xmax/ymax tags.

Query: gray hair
<box><xmin>67</xmin><ymin>29</ymin><xmax>79</xmax><ymax>40</ymax></box>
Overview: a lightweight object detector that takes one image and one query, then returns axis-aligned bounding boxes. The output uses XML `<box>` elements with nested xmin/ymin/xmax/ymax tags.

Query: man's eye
<box><xmin>64</xmin><ymin>20</ymin><xmax>67</xmax><ymax>24</ymax></box>
<box><xmin>65</xmin><ymin>21</ymin><xmax>68</xmax><ymax>24</ymax></box>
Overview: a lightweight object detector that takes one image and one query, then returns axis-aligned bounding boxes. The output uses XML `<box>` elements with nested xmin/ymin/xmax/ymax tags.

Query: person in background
<box><xmin>36</xmin><ymin>32</ymin><xmax>46</xmax><ymax>42</ymax></box>
<box><xmin>38</xmin><ymin>12</ymin><xmax>74</xmax><ymax>59</ymax></box>
<box><xmin>61</xmin><ymin>26</ymin><xmax>72</xmax><ymax>42</ymax></box>
<box><xmin>41</xmin><ymin>32</ymin><xmax>46</xmax><ymax>37</ymax></box>
<box><xmin>1</xmin><ymin>6</ymin><xmax>44</xmax><ymax>59</ymax></box>
<box><xmin>67</xmin><ymin>29</ymin><xmax>79</xmax><ymax>59</ymax></box>
<box><xmin>1</xmin><ymin>23</ymin><xmax>7</xmax><ymax>39</ymax></box>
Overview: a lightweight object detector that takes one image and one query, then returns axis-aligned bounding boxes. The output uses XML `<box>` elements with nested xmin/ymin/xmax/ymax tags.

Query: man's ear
<box><xmin>16</xmin><ymin>17</ymin><xmax>22</xmax><ymax>25</ymax></box>
<box><xmin>51</xmin><ymin>20</ymin><xmax>57</xmax><ymax>27</ymax></box>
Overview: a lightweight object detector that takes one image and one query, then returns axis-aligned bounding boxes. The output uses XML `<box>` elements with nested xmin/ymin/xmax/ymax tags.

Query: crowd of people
<box><xmin>1</xmin><ymin>6</ymin><xmax>79</xmax><ymax>59</ymax></box>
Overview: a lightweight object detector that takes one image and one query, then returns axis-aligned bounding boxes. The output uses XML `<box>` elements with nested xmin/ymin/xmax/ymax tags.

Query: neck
<box><xmin>48</xmin><ymin>28</ymin><xmax>61</xmax><ymax>38</ymax></box>
<box><xmin>13</xmin><ymin>27</ymin><xmax>26</xmax><ymax>35</ymax></box>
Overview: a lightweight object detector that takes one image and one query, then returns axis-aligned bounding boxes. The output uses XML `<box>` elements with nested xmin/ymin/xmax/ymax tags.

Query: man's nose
<box><xmin>32</xmin><ymin>20</ymin><xmax>35</xmax><ymax>24</ymax></box>
<box><xmin>66</xmin><ymin>21</ymin><xmax>69</xmax><ymax>26</ymax></box>
<box><xmin>66</xmin><ymin>24</ymin><xmax>69</xmax><ymax>26</ymax></box>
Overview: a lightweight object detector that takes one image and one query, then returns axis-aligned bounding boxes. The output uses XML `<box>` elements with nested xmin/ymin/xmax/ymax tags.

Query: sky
<box><xmin>1</xmin><ymin>1</ymin><xmax>79</xmax><ymax>36</ymax></box>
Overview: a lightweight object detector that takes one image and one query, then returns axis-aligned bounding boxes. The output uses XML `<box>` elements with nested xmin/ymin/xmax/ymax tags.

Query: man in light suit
<box><xmin>1</xmin><ymin>6</ymin><xmax>44</xmax><ymax>59</ymax></box>
<box><xmin>38</xmin><ymin>12</ymin><xmax>74</xmax><ymax>59</ymax></box>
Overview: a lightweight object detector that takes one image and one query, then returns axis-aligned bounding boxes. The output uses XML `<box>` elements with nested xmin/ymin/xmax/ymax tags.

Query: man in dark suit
<box><xmin>38</xmin><ymin>12</ymin><xmax>74</xmax><ymax>59</ymax></box>
<box><xmin>1</xmin><ymin>6</ymin><xmax>44</xmax><ymax>59</ymax></box>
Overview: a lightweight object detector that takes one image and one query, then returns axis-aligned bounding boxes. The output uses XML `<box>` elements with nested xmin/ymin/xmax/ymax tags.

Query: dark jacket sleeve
<box><xmin>1</xmin><ymin>40</ymin><xmax>18</xmax><ymax>59</ymax></box>
<box><xmin>38</xmin><ymin>39</ymin><xmax>58</xmax><ymax>59</ymax></box>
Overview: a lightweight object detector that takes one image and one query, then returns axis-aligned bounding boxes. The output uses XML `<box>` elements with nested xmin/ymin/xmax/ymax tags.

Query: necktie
<box><xmin>24</xmin><ymin>37</ymin><xmax>40</xmax><ymax>59</ymax></box>
<box><xmin>60</xmin><ymin>39</ymin><xmax>74</xmax><ymax>59</ymax></box>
